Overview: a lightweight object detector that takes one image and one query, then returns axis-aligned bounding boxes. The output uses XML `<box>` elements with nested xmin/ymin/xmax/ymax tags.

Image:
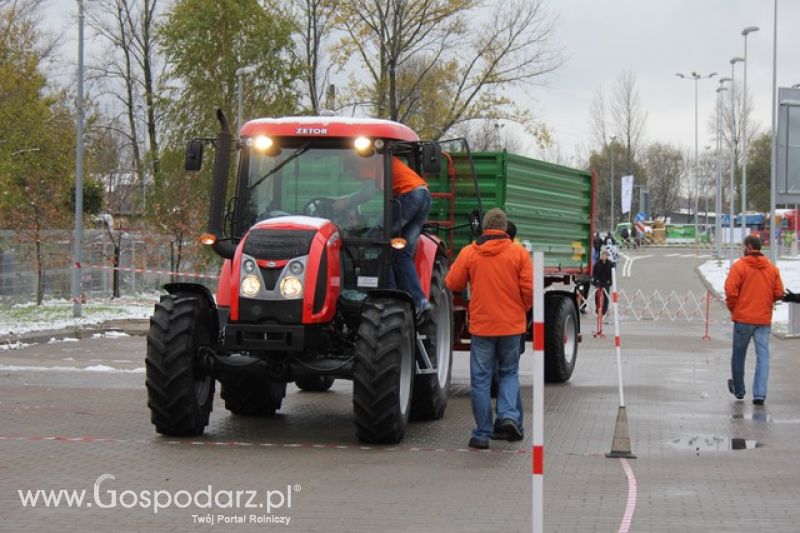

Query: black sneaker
<box><xmin>468</xmin><ymin>437</ymin><xmax>489</xmax><ymax>450</ymax></box>
<box><xmin>491</xmin><ymin>424</ymin><xmax>509</xmax><ymax>440</ymax></box>
<box><xmin>501</xmin><ymin>418</ymin><xmax>524</xmax><ymax>442</ymax></box>
<box><xmin>415</xmin><ymin>301</ymin><xmax>432</xmax><ymax>326</ymax></box>
<box><xmin>753</xmin><ymin>399</ymin><xmax>765</xmax><ymax>406</ymax></box>
<box><xmin>728</xmin><ymin>379</ymin><xmax>744</xmax><ymax>400</ymax></box>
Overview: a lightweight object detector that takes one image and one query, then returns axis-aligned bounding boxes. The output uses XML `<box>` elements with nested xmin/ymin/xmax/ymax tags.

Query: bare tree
<box><xmin>292</xmin><ymin>0</ymin><xmax>338</xmax><ymax>113</ymax></box>
<box><xmin>644</xmin><ymin>143</ymin><xmax>685</xmax><ymax>219</ymax></box>
<box><xmin>610</xmin><ymin>71</ymin><xmax>647</xmax><ymax>174</ymax></box>
<box><xmin>454</xmin><ymin>118</ymin><xmax>524</xmax><ymax>152</ymax></box>
<box><xmin>87</xmin><ymin>0</ymin><xmax>162</xmax><ymax>202</ymax></box>
<box><xmin>335</xmin><ymin>0</ymin><xmax>561</xmax><ymax>138</ymax></box>
<box><xmin>589</xmin><ymin>86</ymin><xmax>609</xmax><ymax>148</ymax></box>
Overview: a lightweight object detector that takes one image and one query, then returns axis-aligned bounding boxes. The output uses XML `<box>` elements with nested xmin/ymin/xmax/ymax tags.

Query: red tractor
<box><xmin>146</xmin><ymin>111</ymin><xmax>474</xmax><ymax>443</ymax></box>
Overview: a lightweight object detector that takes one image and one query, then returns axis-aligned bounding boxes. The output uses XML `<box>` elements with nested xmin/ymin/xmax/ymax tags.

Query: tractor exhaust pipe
<box><xmin>208</xmin><ymin>109</ymin><xmax>236</xmax><ymax>258</ymax></box>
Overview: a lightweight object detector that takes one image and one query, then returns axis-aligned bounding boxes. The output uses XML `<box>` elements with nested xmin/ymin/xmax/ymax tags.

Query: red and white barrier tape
<box><xmin>83</xmin><ymin>264</ymin><xmax>219</xmax><ymax>280</ymax></box>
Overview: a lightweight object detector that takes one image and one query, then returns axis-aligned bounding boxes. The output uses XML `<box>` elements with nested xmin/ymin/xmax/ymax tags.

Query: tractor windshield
<box><xmin>242</xmin><ymin>143</ymin><xmax>385</xmax><ymax>239</ymax></box>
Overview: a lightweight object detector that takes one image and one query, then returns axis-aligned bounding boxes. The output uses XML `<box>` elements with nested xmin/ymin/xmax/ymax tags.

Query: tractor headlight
<box><xmin>240</xmin><ymin>275</ymin><xmax>262</xmax><ymax>297</ymax></box>
<box><xmin>288</xmin><ymin>260</ymin><xmax>304</xmax><ymax>275</ymax></box>
<box><xmin>252</xmin><ymin>135</ymin><xmax>274</xmax><ymax>152</ymax></box>
<box><xmin>280</xmin><ymin>276</ymin><xmax>303</xmax><ymax>299</ymax></box>
<box><xmin>243</xmin><ymin>259</ymin><xmax>256</xmax><ymax>273</ymax></box>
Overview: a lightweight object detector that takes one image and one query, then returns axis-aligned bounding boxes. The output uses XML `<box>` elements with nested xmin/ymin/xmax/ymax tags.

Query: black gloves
<box><xmin>783</xmin><ymin>290</ymin><xmax>800</xmax><ymax>303</ymax></box>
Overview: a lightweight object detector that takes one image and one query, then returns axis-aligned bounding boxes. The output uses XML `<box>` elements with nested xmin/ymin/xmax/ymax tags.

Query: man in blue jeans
<box><xmin>724</xmin><ymin>235</ymin><xmax>784</xmax><ymax>405</ymax></box>
<box><xmin>445</xmin><ymin>208</ymin><xmax>532</xmax><ymax>449</ymax></box>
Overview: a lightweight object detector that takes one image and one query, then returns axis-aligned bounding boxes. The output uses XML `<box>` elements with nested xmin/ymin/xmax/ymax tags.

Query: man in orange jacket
<box><xmin>445</xmin><ymin>208</ymin><xmax>532</xmax><ymax>449</ymax></box>
<box><xmin>724</xmin><ymin>235</ymin><xmax>784</xmax><ymax>405</ymax></box>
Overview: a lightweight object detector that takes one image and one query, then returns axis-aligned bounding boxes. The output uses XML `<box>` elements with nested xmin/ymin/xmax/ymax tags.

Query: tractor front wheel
<box><xmin>352</xmin><ymin>298</ymin><xmax>415</xmax><ymax>444</ymax></box>
<box><xmin>146</xmin><ymin>294</ymin><xmax>215</xmax><ymax>436</ymax></box>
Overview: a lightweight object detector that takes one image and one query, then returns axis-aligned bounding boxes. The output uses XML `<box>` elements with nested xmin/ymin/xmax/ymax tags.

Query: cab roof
<box><xmin>240</xmin><ymin>116</ymin><xmax>419</xmax><ymax>142</ymax></box>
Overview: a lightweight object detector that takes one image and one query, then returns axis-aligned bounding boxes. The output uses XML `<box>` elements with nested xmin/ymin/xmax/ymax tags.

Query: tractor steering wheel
<box><xmin>303</xmin><ymin>197</ymin><xmax>337</xmax><ymax>219</ymax></box>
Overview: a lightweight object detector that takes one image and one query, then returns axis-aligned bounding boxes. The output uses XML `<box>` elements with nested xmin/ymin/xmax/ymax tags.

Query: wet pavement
<box><xmin>1</xmin><ymin>248</ymin><xmax>799</xmax><ymax>532</ymax></box>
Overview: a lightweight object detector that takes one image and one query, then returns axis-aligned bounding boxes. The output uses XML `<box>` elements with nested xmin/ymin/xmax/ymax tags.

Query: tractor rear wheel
<box><xmin>221</xmin><ymin>377</ymin><xmax>286</xmax><ymax>416</ymax></box>
<box><xmin>411</xmin><ymin>258</ymin><xmax>453</xmax><ymax>420</ymax></box>
<box><xmin>353</xmin><ymin>297</ymin><xmax>415</xmax><ymax>444</ymax></box>
<box><xmin>544</xmin><ymin>293</ymin><xmax>578</xmax><ymax>383</ymax></box>
<box><xmin>146</xmin><ymin>294</ymin><xmax>215</xmax><ymax>436</ymax></box>
<box><xmin>295</xmin><ymin>375</ymin><xmax>335</xmax><ymax>392</ymax></box>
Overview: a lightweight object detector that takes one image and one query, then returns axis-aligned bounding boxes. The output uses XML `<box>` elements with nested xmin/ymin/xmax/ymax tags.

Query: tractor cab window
<box><xmin>242</xmin><ymin>141</ymin><xmax>385</xmax><ymax>240</ymax></box>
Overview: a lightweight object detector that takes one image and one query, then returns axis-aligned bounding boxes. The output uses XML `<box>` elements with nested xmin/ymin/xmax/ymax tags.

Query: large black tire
<box><xmin>544</xmin><ymin>293</ymin><xmax>578</xmax><ymax>383</ymax></box>
<box><xmin>411</xmin><ymin>258</ymin><xmax>453</xmax><ymax>420</ymax></box>
<box><xmin>294</xmin><ymin>375</ymin><xmax>335</xmax><ymax>392</ymax></box>
<box><xmin>221</xmin><ymin>377</ymin><xmax>286</xmax><ymax>416</ymax></box>
<box><xmin>146</xmin><ymin>294</ymin><xmax>216</xmax><ymax>436</ymax></box>
<box><xmin>352</xmin><ymin>298</ymin><xmax>415</xmax><ymax>444</ymax></box>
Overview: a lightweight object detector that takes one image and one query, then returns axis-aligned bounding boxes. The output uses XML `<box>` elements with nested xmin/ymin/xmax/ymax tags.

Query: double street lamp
<box><xmin>715</xmin><ymin>78</ymin><xmax>729</xmax><ymax>262</ymax></box>
<box><xmin>740</xmin><ymin>26</ymin><xmax>760</xmax><ymax>243</ymax></box>
<box><xmin>675</xmin><ymin>71</ymin><xmax>717</xmax><ymax>238</ymax></box>
<box><xmin>728</xmin><ymin>57</ymin><xmax>745</xmax><ymax>267</ymax></box>
<box><xmin>236</xmin><ymin>62</ymin><xmax>266</xmax><ymax>132</ymax></box>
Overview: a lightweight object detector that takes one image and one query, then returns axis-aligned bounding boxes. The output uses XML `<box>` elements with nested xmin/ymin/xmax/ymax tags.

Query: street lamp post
<box><xmin>236</xmin><ymin>62</ymin><xmax>266</xmax><ymax>132</ymax></box>
<box><xmin>715</xmin><ymin>79</ymin><xmax>729</xmax><ymax>262</ymax></box>
<box><xmin>72</xmin><ymin>0</ymin><xmax>85</xmax><ymax>318</ymax></box>
<box><xmin>676</xmin><ymin>71</ymin><xmax>717</xmax><ymax>241</ymax></box>
<box><xmin>769</xmin><ymin>1</ymin><xmax>779</xmax><ymax>262</ymax></box>
<box><xmin>609</xmin><ymin>135</ymin><xmax>617</xmax><ymax>231</ymax></box>
<box><xmin>729</xmin><ymin>57</ymin><xmax>745</xmax><ymax>267</ymax></box>
<box><xmin>740</xmin><ymin>26</ymin><xmax>760</xmax><ymax>243</ymax></box>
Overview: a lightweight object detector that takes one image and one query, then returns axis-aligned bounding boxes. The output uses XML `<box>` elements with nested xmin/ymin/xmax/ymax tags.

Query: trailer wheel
<box><xmin>544</xmin><ymin>293</ymin><xmax>578</xmax><ymax>383</ymax></box>
<box><xmin>146</xmin><ymin>294</ymin><xmax>215</xmax><ymax>436</ymax></box>
<box><xmin>353</xmin><ymin>298</ymin><xmax>415</xmax><ymax>444</ymax></box>
<box><xmin>295</xmin><ymin>375</ymin><xmax>335</xmax><ymax>392</ymax></box>
<box><xmin>411</xmin><ymin>259</ymin><xmax>453</xmax><ymax>420</ymax></box>
<box><xmin>221</xmin><ymin>377</ymin><xmax>286</xmax><ymax>416</ymax></box>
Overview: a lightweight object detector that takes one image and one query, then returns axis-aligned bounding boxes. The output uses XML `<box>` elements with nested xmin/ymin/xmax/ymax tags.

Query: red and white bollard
<box><xmin>531</xmin><ymin>251</ymin><xmax>544</xmax><ymax>533</ymax></box>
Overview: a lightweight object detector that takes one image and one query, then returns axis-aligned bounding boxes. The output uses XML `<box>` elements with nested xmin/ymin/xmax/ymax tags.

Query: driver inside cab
<box><xmin>333</xmin><ymin>153</ymin><xmax>432</xmax><ymax>321</ymax></box>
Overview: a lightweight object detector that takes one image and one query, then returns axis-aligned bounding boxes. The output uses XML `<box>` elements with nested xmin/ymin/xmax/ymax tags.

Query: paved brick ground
<box><xmin>1</xmin><ymin>311</ymin><xmax>799</xmax><ymax>532</ymax></box>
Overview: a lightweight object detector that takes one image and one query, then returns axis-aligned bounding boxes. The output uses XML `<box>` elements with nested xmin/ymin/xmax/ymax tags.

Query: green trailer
<box><xmin>428</xmin><ymin>150</ymin><xmax>593</xmax><ymax>276</ymax></box>
<box><xmin>427</xmin><ymin>149</ymin><xmax>594</xmax><ymax>382</ymax></box>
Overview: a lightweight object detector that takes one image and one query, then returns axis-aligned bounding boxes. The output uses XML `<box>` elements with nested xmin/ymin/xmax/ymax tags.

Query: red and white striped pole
<box><xmin>532</xmin><ymin>251</ymin><xmax>544</xmax><ymax>533</ymax></box>
<box><xmin>606</xmin><ymin>265</ymin><xmax>636</xmax><ymax>459</ymax></box>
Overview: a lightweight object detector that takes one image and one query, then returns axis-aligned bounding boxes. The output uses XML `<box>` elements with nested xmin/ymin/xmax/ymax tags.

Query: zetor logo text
<box><xmin>17</xmin><ymin>474</ymin><xmax>299</xmax><ymax>523</ymax></box>
<box><xmin>295</xmin><ymin>127</ymin><xmax>327</xmax><ymax>135</ymax></box>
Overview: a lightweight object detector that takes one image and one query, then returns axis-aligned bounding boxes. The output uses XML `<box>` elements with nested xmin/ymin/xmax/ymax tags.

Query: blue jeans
<box><xmin>388</xmin><ymin>187</ymin><xmax>431</xmax><ymax>308</ymax></box>
<box><xmin>470</xmin><ymin>334</ymin><xmax>523</xmax><ymax>441</ymax></box>
<box><xmin>731</xmin><ymin>322</ymin><xmax>771</xmax><ymax>400</ymax></box>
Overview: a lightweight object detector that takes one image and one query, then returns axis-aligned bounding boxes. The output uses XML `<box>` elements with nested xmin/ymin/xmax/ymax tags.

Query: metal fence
<box><xmin>0</xmin><ymin>230</ymin><xmax>218</xmax><ymax>304</ymax></box>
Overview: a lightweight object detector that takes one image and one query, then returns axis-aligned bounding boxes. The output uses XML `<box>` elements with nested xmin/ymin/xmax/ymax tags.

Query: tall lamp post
<box><xmin>609</xmin><ymin>135</ymin><xmax>617</xmax><ymax>231</ymax></box>
<box><xmin>729</xmin><ymin>57</ymin><xmax>745</xmax><ymax>267</ymax></box>
<box><xmin>769</xmin><ymin>2</ymin><xmax>779</xmax><ymax>261</ymax></box>
<box><xmin>72</xmin><ymin>0</ymin><xmax>85</xmax><ymax>318</ymax></box>
<box><xmin>715</xmin><ymin>79</ymin><xmax>730</xmax><ymax>262</ymax></box>
<box><xmin>676</xmin><ymin>71</ymin><xmax>717</xmax><ymax>240</ymax></box>
<box><xmin>236</xmin><ymin>62</ymin><xmax>266</xmax><ymax>132</ymax></box>
<box><xmin>740</xmin><ymin>26</ymin><xmax>760</xmax><ymax>241</ymax></box>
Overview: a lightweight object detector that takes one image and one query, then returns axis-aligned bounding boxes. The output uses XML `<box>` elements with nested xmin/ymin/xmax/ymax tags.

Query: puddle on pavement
<box><xmin>668</xmin><ymin>435</ymin><xmax>763</xmax><ymax>452</ymax></box>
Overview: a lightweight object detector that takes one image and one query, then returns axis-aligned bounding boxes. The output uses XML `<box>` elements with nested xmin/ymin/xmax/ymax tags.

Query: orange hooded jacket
<box><xmin>445</xmin><ymin>230</ymin><xmax>533</xmax><ymax>336</ymax></box>
<box><xmin>724</xmin><ymin>252</ymin><xmax>784</xmax><ymax>325</ymax></box>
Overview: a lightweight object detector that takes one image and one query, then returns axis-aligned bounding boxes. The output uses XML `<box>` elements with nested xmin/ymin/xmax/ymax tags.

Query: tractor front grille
<box><xmin>243</xmin><ymin>229</ymin><xmax>317</xmax><ymax>260</ymax></box>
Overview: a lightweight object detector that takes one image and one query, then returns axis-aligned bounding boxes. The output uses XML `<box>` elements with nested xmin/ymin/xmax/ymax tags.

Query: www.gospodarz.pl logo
<box><xmin>17</xmin><ymin>474</ymin><xmax>300</xmax><ymax>524</ymax></box>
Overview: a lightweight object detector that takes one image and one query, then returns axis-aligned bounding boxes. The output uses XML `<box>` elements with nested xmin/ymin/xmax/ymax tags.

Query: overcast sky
<box><xmin>537</xmin><ymin>0</ymin><xmax>800</xmax><ymax>161</ymax></box>
<box><xmin>44</xmin><ymin>0</ymin><xmax>799</xmax><ymax>164</ymax></box>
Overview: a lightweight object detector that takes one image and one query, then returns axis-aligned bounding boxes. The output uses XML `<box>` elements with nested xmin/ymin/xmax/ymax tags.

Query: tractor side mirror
<box><xmin>185</xmin><ymin>140</ymin><xmax>204</xmax><ymax>171</ymax></box>
<box><xmin>420</xmin><ymin>143</ymin><xmax>442</xmax><ymax>174</ymax></box>
<box><xmin>469</xmin><ymin>209</ymin><xmax>482</xmax><ymax>236</ymax></box>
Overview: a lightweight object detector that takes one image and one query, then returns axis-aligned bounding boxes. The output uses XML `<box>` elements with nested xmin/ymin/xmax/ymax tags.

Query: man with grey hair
<box><xmin>445</xmin><ymin>208</ymin><xmax>532</xmax><ymax>449</ymax></box>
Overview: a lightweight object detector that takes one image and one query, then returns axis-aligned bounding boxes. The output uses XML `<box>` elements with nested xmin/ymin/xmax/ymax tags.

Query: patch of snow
<box><xmin>699</xmin><ymin>258</ymin><xmax>800</xmax><ymax>326</ymax></box>
<box><xmin>103</xmin><ymin>331</ymin><xmax>130</xmax><ymax>338</ymax></box>
<box><xmin>0</xmin><ymin>295</ymin><xmax>157</xmax><ymax>336</ymax></box>
<box><xmin>62</xmin><ymin>337</ymin><xmax>79</xmax><ymax>343</ymax></box>
<box><xmin>0</xmin><ymin>364</ymin><xmax>145</xmax><ymax>374</ymax></box>
<box><xmin>0</xmin><ymin>341</ymin><xmax>34</xmax><ymax>351</ymax></box>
